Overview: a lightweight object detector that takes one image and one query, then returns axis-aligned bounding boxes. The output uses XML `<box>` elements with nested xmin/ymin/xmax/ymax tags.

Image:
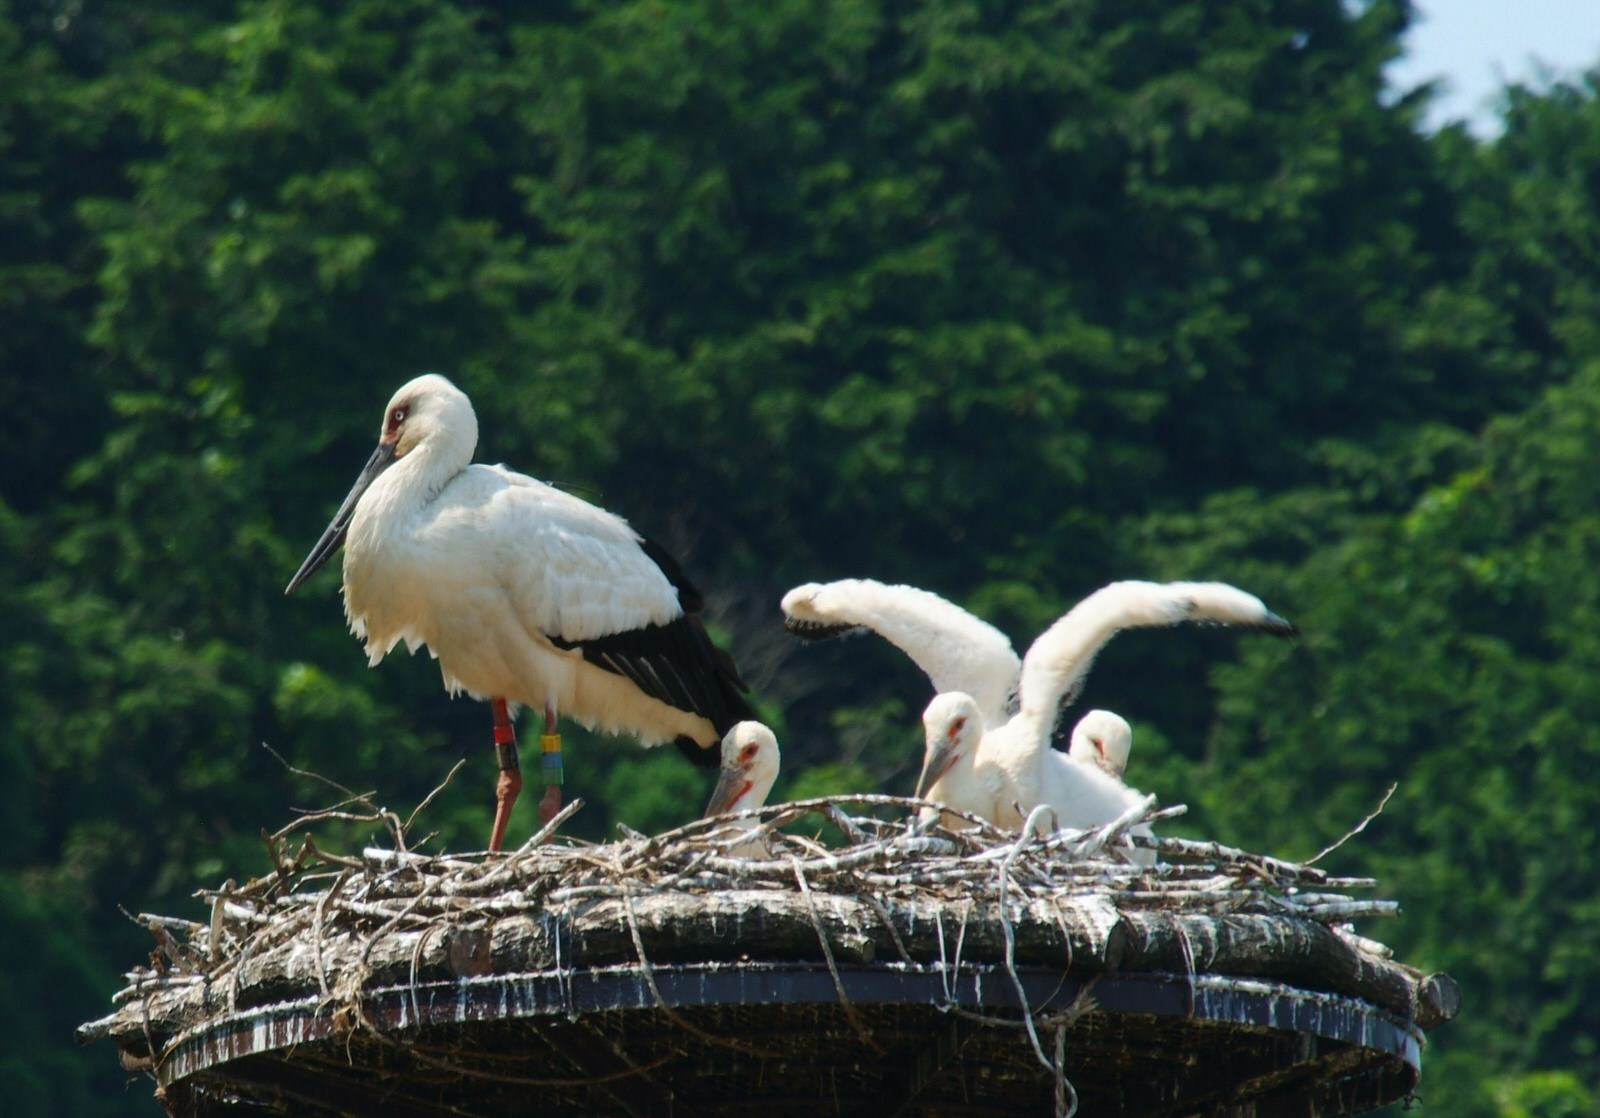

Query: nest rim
<box><xmin>144</xmin><ymin>960</ymin><xmax>1424</xmax><ymax>1104</ymax></box>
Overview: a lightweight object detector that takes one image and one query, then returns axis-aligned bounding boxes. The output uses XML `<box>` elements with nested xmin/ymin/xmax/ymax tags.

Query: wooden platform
<box><xmin>138</xmin><ymin>962</ymin><xmax>1427</xmax><ymax>1116</ymax></box>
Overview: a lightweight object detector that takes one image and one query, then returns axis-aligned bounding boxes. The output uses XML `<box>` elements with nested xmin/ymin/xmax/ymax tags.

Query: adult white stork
<box><xmin>916</xmin><ymin>581</ymin><xmax>1294</xmax><ymax>856</ymax></box>
<box><xmin>1068</xmin><ymin>709</ymin><xmax>1132</xmax><ymax>779</ymax></box>
<box><xmin>285</xmin><ymin>374</ymin><xmax>752</xmax><ymax>850</ymax></box>
<box><xmin>788</xmin><ymin>577</ymin><xmax>1295</xmax><ymax>777</ymax></box>
<box><xmin>701</xmin><ymin>721</ymin><xmax>782</xmax><ymax>858</ymax></box>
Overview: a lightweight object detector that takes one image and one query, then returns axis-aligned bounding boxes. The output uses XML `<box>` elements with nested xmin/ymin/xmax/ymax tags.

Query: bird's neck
<box><xmin>982</xmin><ymin>721</ymin><xmax>1050</xmax><ymax>798</ymax></box>
<box><xmin>346</xmin><ymin>443</ymin><xmax>468</xmax><ymax>573</ymax></box>
<box><xmin>1066</xmin><ymin>730</ymin><xmax>1092</xmax><ymax>763</ymax></box>
<box><xmin>1001</xmin><ymin>708</ymin><xmax>1056</xmax><ymax>757</ymax></box>
<box><xmin>374</xmin><ymin>441</ymin><xmax>466</xmax><ymax>517</ymax></box>
<box><xmin>740</xmin><ymin>773</ymin><xmax>776</xmax><ymax>820</ymax></box>
<box><xmin>927</xmin><ymin>741</ymin><xmax>979</xmax><ymax>805</ymax></box>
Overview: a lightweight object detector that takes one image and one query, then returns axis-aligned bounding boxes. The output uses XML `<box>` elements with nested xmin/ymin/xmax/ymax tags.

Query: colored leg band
<box><xmin>540</xmin><ymin>734</ymin><xmax>562</xmax><ymax>785</ymax></box>
<box><xmin>495</xmin><ymin>742</ymin><xmax>520</xmax><ymax>771</ymax></box>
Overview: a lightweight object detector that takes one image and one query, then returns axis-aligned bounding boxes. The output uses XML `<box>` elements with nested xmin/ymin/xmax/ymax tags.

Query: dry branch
<box><xmin>80</xmin><ymin>788</ymin><xmax>1458</xmax><ymax>1074</ymax></box>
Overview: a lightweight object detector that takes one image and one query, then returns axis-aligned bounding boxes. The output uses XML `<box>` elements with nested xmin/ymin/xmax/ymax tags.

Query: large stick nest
<box><xmin>79</xmin><ymin>786</ymin><xmax>1459</xmax><ymax>1116</ymax></box>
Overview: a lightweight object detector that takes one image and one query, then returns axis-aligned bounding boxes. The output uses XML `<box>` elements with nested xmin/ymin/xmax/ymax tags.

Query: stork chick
<box><xmin>787</xmin><ymin>577</ymin><xmax>1295</xmax><ymax>786</ymax></box>
<box><xmin>702</xmin><ymin>722</ymin><xmax>781</xmax><ymax>858</ymax></box>
<box><xmin>918</xmin><ymin>693</ymin><xmax>1155</xmax><ymax>864</ymax></box>
<box><xmin>914</xmin><ymin>692</ymin><xmax>996</xmax><ymax>830</ymax></box>
<box><xmin>1068</xmin><ymin>710</ymin><xmax>1133</xmax><ymax>779</ymax></box>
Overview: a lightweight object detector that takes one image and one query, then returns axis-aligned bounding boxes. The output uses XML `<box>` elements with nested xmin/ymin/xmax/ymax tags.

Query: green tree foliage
<box><xmin>3</xmin><ymin>0</ymin><xmax>1598</xmax><ymax>1113</ymax></box>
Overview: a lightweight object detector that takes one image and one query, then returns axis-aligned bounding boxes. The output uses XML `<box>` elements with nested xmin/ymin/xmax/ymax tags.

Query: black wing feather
<box><xmin>783</xmin><ymin>617</ymin><xmax>860</xmax><ymax>640</ymax></box>
<box><xmin>547</xmin><ymin>537</ymin><xmax>753</xmax><ymax>769</ymax></box>
<box><xmin>638</xmin><ymin>533</ymin><xmax>704</xmax><ymax>612</ymax></box>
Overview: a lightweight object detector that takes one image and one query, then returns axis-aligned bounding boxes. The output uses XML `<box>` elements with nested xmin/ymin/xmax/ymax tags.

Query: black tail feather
<box><xmin>674</xmin><ymin>734</ymin><xmax>719</xmax><ymax>768</ymax></box>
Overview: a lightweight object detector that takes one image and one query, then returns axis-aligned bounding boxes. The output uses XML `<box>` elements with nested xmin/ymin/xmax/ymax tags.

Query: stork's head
<box><xmin>915</xmin><ymin>692</ymin><xmax>983</xmax><ymax>800</ymax></box>
<box><xmin>286</xmin><ymin>374</ymin><xmax>478</xmax><ymax>595</ymax></box>
<box><xmin>703</xmin><ymin>722</ymin><xmax>781</xmax><ymax>818</ymax></box>
<box><xmin>1068</xmin><ymin>709</ymin><xmax>1132</xmax><ymax>778</ymax></box>
<box><xmin>376</xmin><ymin>373</ymin><xmax>478</xmax><ymax>463</ymax></box>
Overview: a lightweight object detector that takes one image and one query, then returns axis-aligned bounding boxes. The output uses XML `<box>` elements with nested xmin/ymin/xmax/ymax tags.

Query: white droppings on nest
<box><xmin>91</xmin><ymin>790</ymin><xmax>1421</xmax><ymax>1052</ymax></box>
<box><xmin>83</xmin><ymin>769</ymin><xmax>1468</xmax><ymax>1118</ymax></box>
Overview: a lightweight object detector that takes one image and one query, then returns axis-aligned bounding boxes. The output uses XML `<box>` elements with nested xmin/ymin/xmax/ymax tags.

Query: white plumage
<box><xmin>782</xmin><ymin>580</ymin><xmax>1020</xmax><ymax>726</ymax></box>
<box><xmin>1067</xmin><ymin>709</ymin><xmax>1133</xmax><ymax>779</ymax></box>
<box><xmin>791</xmin><ymin>576</ymin><xmax>1295</xmax><ymax>781</ymax></box>
<box><xmin>979</xmin><ymin>714</ymin><xmax>1152</xmax><ymax>836</ymax></box>
<box><xmin>345</xmin><ymin>465</ymin><xmax>697</xmax><ymax>741</ymax></box>
<box><xmin>286</xmin><ymin>374</ymin><xmax>749</xmax><ymax>847</ymax></box>
<box><xmin>915</xmin><ymin>691</ymin><xmax>999</xmax><ymax>829</ymax></box>
<box><xmin>1010</xmin><ymin>580</ymin><xmax>1293</xmax><ymax>726</ymax></box>
<box><xmin>702</xmin><ymin>721</ymin><xmax>782</xmax><ymax>858</ymax></box>
<box><xmin>291</xmin><ymin>374</ymin><xmax>747</xmax><ymax>744</ymax></box>
<box><xmin>912</xmin><ymin>580</ymin><xmax>1294</xmax><ymax>856</ymax></box>
<box><xmin>917</xmin><ymin>692</ymin><xmax>1153</xmax><ymax>863</ymax></box>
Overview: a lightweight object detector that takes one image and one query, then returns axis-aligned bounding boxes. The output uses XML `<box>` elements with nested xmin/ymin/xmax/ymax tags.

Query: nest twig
<box><xmin>88</xmin><ymin>776</ymin><xmax>1440</xmax><ymax>1098</ymax></box>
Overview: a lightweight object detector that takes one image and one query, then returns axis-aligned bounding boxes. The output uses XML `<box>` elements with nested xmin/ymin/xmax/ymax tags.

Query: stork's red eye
<box><xmin>391</xmin><ymin>406</ymin><xmax>409</xmax><ymax>426</ymax></box>
<box><xmin>950</xmin><ymin>716</ymin><xmax>967</xmax><ymax>735</ymax></box>
<box><xmin>739</xmin><ymin>744</ymin><xmax>758</xmax><ymax>762</ymax></box>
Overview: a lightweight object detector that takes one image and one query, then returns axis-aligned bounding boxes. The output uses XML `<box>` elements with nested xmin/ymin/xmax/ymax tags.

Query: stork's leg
<box><xmin>488</xmin><ymin>697</ymin><xmax>521</xmax><ymax>853</ymax></box>
<box><xmin>538</xmin><ymin>697</ymin><xmax>563</xmax><ymax>826</ymax></box>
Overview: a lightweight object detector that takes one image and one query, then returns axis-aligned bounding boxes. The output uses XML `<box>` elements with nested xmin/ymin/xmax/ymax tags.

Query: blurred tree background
<box><xmin>3</xmin><ymin>0</ymin><xmax>1598</xmax><ymax>1113</ymax></box>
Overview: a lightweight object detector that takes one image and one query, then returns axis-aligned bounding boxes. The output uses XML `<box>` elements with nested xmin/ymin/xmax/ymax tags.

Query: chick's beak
<box><xmin>914</xmin><ymin>740</ymin><xmax>960</xmax><ymax>800</ymax></box>
<box><xmin>704</xmin><ymin>766</ymin><xmax>753</xmax><ymax>818</ymax></box>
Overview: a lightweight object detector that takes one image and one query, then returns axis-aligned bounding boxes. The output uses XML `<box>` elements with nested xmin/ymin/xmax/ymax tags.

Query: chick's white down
<box><xmin>785</xmin><ymin>577</ymin><xmax>1294</xmax><ymax>786</ymax></box>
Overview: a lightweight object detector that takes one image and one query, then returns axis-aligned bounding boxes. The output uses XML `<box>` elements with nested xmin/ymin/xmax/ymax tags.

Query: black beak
<box><xmin>284</xmin><ymin>442</ymin><xmax>396</xmax><ymax>595</ymax></box>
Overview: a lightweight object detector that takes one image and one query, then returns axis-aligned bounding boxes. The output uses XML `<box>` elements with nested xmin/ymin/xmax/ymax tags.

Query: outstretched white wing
<box><xmin>1016</xmin><ymin>580</ymin><xmax>1294</xmax><ymax>731</ymax></box>
<box><xmin>782</xmin><ymin>579</ymin><xmax>1020</xmax><ymax>725</ymax></box>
